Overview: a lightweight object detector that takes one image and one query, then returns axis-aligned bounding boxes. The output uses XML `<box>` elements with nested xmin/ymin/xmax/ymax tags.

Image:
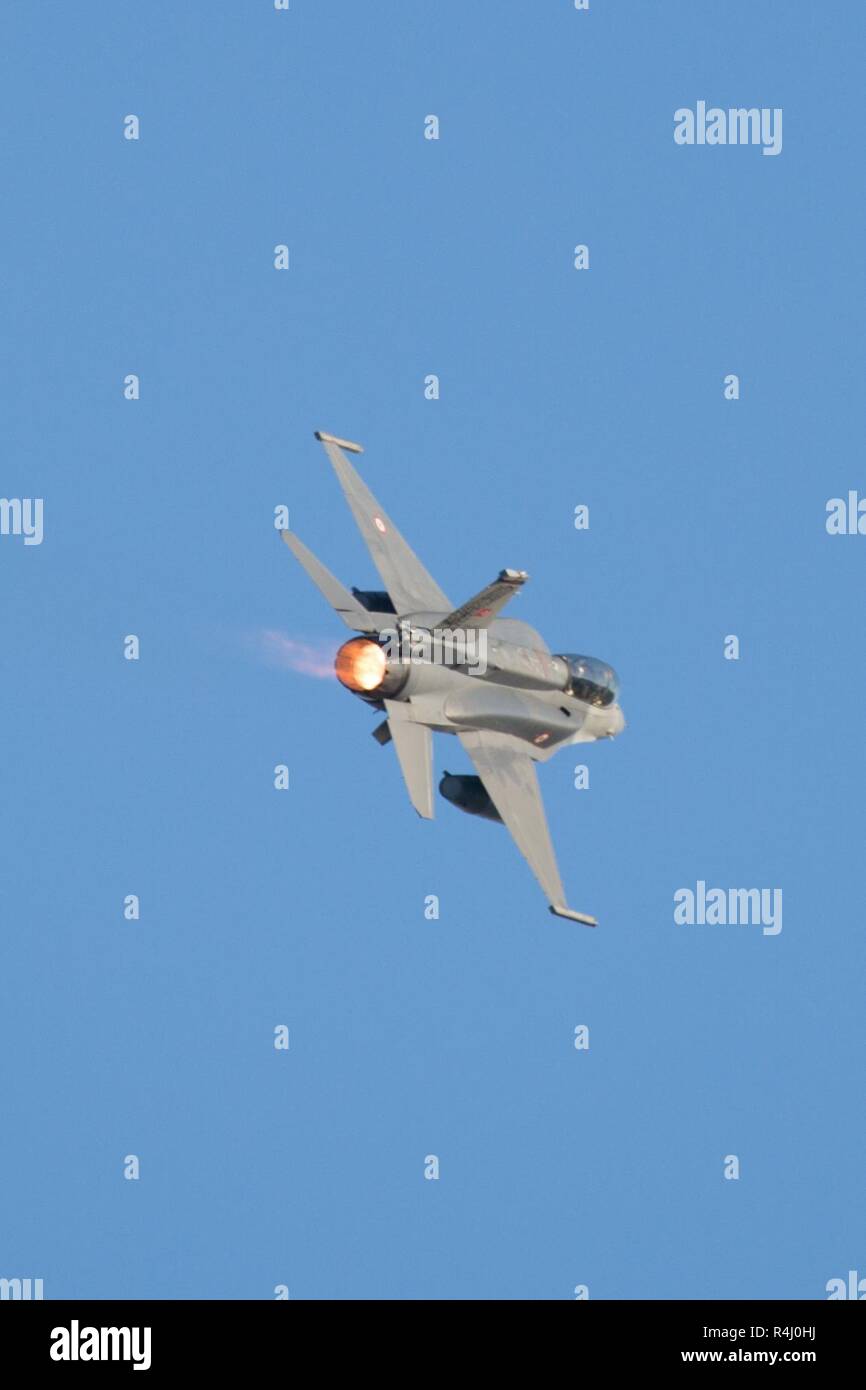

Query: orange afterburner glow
<box><xmin>334</xmin><ymin>638</ymin><xmax>387</xmax><ymax>692</ymax></box>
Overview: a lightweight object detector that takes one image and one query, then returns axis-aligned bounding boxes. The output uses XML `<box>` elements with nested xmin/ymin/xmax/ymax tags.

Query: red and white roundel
<box><xmin>373</xmin><ymin>516</ymin><xmax>387</xmax><ymax>533</ymax></box>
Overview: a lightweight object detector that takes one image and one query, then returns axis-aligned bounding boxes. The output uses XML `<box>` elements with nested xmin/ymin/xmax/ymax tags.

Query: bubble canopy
<box><xmin>556</xmin><ymin>654</ymin><xmax>620</xmax><ymax>707</ymax></box>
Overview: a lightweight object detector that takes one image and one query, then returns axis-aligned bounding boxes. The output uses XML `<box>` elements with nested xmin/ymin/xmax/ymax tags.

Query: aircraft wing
<box><xmin>315</xmin><ymin>432</ymin><xmax>452</xmax><ymax>616</ymax></box>
<box><xmin>458</xmin><ymin>730</ymin><xmax>597</xmax><ymax>926</ymax></box>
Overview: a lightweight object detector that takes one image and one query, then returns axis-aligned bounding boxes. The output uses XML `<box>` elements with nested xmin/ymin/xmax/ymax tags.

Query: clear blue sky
<box><xmin>1</xmin><ymin>1</ymin><xmax>863</xmax><ymax>1300</ymax></box>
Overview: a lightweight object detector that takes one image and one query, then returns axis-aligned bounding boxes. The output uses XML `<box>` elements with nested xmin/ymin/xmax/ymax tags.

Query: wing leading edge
<box><xmin>458</xmin><ymin>730</ymin><xmax>597</xmax><ymax>926</ymax></box>
<box><xmin>315</xmin><ymin>432</ymin><xmax>452</xmax><ymax>616</ymax></box>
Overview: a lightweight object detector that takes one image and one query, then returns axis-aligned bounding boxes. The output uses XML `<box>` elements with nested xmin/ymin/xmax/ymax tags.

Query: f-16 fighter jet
<box><xmin>280</xmin><ymin>431</ymin><xmax>626</xmax><ymax>925</ymax></box>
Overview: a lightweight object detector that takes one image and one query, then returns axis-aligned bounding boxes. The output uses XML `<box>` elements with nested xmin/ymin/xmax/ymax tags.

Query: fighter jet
<box><xmin>280</xmin><ymin>431</ymin><xmax>625</xmax><ymax>925</ymax></box>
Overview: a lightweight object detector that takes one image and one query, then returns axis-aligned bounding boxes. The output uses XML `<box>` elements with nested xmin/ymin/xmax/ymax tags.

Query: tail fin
<box><xmin>439</xmin><ymin>569</ymin><xmax>529</xmax><ymax>630</ymax></box>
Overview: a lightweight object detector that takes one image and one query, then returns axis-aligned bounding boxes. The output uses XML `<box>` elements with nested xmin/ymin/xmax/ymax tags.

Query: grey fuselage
<box><xmin>358</xmin><ymin>612</ymin><xmax>625</xmax><ymax>760</ymax></box>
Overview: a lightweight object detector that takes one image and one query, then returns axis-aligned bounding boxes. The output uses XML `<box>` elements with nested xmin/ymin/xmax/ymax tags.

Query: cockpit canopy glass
<box><xmin>557</xmin><ymin>654</ymin><xmax>620</xmax><ymax>708</ymax></box>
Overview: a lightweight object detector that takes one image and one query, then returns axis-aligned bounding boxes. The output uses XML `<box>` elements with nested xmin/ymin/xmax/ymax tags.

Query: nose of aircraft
<box><xmin>608</xmin><ymin>705</ymin><xmax>626</xmax><ymax>738</ymax></box>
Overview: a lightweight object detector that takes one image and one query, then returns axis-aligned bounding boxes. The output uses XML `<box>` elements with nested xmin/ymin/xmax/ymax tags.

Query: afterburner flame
<box><xmin>335</xmin><ymin>638</ymin><xmax>387</xmax><ymax>692</ymax></box>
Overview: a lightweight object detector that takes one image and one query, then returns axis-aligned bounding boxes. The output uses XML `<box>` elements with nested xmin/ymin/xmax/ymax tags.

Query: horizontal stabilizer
<box><xmin>385</xmin><ymin>700</ymin><xmax>433</xmax><ymax>818</ymax></box>
<box><xmin>280</xmin><ymin>531</ymin><xmax>378</xmax><ymax>632</ymax></box>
